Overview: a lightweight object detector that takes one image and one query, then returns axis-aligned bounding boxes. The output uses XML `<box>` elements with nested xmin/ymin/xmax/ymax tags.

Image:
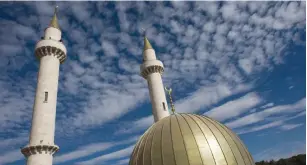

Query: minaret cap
<box><xmin>49</xmin><ymin>6</ymin><xmax>60</xmax><ymax>30</ymax></box>
<box><xmin>144</xmin><ymin>36</ymin><xmax>153</xmax><ymax>51</ymax></box>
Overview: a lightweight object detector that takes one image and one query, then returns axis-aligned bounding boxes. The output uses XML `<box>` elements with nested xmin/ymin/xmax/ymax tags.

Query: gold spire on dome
<box><xmin>165</xmin><ymin>87</ymin><xmax>175</xmax><ymax>114</ymax></box>
<box><xmin>49</xmin><ymin>6</ymin><xmax>60</xmax><ymax>30</ymax></box>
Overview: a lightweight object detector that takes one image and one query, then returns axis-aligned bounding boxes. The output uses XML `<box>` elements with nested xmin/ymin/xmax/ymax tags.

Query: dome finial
<box><xmin>50</xmin><ymin>6</ymin><xmax>60</xmax><ymax>30</ymax></box>
<box><xmin>165</xmin><ymin>87</ymin><xmax>175</xmax><ymax>114</ymax></box>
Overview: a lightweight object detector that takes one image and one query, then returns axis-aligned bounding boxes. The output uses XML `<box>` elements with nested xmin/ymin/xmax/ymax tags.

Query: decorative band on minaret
<box><xmin>21</xmin><ymin>6</ymin><xmax>66</xmax><ymax>165</ymax></box>
<box><xmin>140</xmin><ymin>36</ymin><xmax>170</xmax><ymax>122</ymax></box>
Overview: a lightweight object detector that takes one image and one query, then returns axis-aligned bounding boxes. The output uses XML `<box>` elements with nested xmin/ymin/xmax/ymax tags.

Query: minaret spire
<box><xmin>21</xmin><ymin>7</ymin><xmax>67</xmax><ymax>165</ymax></box>
<box><xmin>49</xmin><ymin>6</ymin><xmax>60</xmax><ymax>30</ymax></box>
<box><xmin>142</xmin><ymin>28</ymin><xmax>153</xmax><ymax>51</ymax></box>
<box><xmin>140</xmin><ymin>34</ymin><xmax>170</xmax><ymax>122</ymax></box>
<box><xmin>144</xmin><ymin>37</ymin><xmax>153</xmax><ymax>51</ymax></box>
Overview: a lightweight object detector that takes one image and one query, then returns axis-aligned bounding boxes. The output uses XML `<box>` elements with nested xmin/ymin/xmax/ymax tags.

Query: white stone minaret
<box><xmin>21</xmin><ymin>7</ymin><xmax>66</xmax><ymax>165</ymax></box>
<box><xmin>140</xmin><ymin>36</ymin><xmax>170</xmax><ymax>122</ymax></box>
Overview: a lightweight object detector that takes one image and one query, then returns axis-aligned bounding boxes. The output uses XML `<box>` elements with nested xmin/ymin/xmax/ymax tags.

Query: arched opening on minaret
<box><xmin>162</xmin><ymin>102</ymin><xmax>166</xmax><ymax>111</ymax></box>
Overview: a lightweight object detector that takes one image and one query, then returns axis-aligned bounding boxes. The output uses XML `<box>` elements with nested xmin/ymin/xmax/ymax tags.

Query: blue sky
<box><xmin>0</xmin><ymin>1</ymin><xmax>306</xmax><ymax>165</ymax></box>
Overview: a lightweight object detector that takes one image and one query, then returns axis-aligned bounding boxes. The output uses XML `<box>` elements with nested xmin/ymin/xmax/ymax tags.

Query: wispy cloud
<box><xmin>0</xmin><ymin>1</ymin><xmax>305</xmax><ymax>137</ymax></box>
<box><xmin>0</xmin><ymin>1</ymin><xmax>305</xmax><ymax>165</ymax></box>
<box><xmin>116</xmin><ymin>83</ymin><xmax>252</xmax><ymax>135</ymax></box>
<box><xmin>115</xmin><ymin>115</ymin><xmax>154</xmax><ymax>135</ymax></box>
<box><xmin>0</xmin><ymin>136</ymin><xmax>28</xmax><ymax>164</ymax></box>
<box><xmin>237</xmin><ymin>120</ymin><xmax>284</xmax><ymax>135</ymax></box>
<box><xmin>175</xmin><ymin>83</ymin><xmax>252</xmax><ymax>113</ymax></box>
<box><xmin>279</xmin><ymin>123</ymin><xmax>304</xmax><ymax>131</ymax></box>
<box><xmin>55</xmin><ymin>136</ymin><xmax>139</xmax><ymax>164</ymax></box>
<box><xmin>226</xmin><ymin>97</ymin><xmax>306</xmax><ymax>129</ymax></box>
<box><xmin>76</xmin><ymin>145</ymin><xmax>135</xmax><ymax>165</ymax></box>
<box><xmin>0</xmin><ymin>136</ymin><xmax>27</xmax><ymax>149</ymax></box>
<box><xmin>260</xmin><ymin>103</ymin><xmax>274</xmax><ymax>109</ymax></box>
<box><xmin>236</xmin><ymin>107</ymin><xmax>306</xmax><ymax>134</ymax></box>
<box><xmin>55</xmin><ymin>142</ymin><xmax>114</xmax><ymax>164</ymax></box>
<box><xmin>205</xmin><ymin>92</ymin><xmax>262</xmax><ymax>121</ymax></box>
<box><xmin>254</xmin><ymin>141</ymin><xmax>306</xmax><ymax>161</ymax></box>
<box><xmin>0</xmin><ymin>150</ymin><xmax>23</xmax><ymax>165</ymax></box>
<box><xmin>114</xmin><ymin>158</ymin><xmax>130</xmax><ymax>165</ymax></box>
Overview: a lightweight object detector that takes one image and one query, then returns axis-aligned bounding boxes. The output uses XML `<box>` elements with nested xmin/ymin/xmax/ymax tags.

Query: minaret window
<box><xmin>162</xmin><ymin>102</ymin><xmax>166</xmax><ymax>111</ymax></box>
<box><xmin>44</xmin><ymin>92</ymin><xmax>48</xmax><ymax>103</ymax></box>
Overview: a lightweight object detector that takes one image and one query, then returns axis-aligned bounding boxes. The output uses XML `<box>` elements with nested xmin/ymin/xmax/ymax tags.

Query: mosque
<box><xmin>21</xmin><ymin>7</ymin><xmax>255</xmax><ymax>165</ymax></box>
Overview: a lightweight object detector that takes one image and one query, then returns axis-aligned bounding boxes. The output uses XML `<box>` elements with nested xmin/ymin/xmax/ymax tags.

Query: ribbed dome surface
<box><xmin>129</xmin><ymin>113</ymin><xmax>255</xmax><ymax>165</ymax></box>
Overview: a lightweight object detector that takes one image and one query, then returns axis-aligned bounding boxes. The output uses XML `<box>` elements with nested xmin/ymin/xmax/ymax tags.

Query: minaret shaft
<box><xmin>29</xmin><ymin>56</ymin><xmax>60</xmax><ymax>145</ymax></box>
<box><xmin>147</xmin><ymin>72</ymin><xmax>169</xmax><ymax>122</ymax></box>
<box><xmin>21</xmin><ymin>7</ymin><xmax>66</xmax><ymax>165</ymax></box>
<box><xmin>141</xmin><ymin>46</ymin><xmax>170</xmax><ymax>122</ymax></box>
<box><xmin>27</xmin><ymin>152</ymin><xmax>53</xmax><ymax>165</ymax></box>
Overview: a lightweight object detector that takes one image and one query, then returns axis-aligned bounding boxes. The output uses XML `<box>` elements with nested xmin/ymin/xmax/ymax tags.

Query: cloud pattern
<box><xmin>0</xmin><ymin>1</ymin><xmax>305</xmax><ymax>165</ymax></box>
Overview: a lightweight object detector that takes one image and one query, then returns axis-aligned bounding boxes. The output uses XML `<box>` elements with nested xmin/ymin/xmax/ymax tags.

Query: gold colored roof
<box><xmin>144</xmin><ymin>37</ymin><xmax>153</xmax><ymax>51</ymax></box>
<box><xmin>129</xmin><ymin>113</ymin><xmax>255</xmax><ymax>165</ymax></box>
<box><xmin>49</xmin><ymin>6</ymin><xmax>60</xmax><ymax>30</ymax></box>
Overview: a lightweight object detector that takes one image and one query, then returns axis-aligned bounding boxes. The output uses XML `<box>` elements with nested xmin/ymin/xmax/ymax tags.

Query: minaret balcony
<box><xmin>140</xmin><ymin>60</ymin><xmax>164</xmax><ymax>79</ymax></box>
<box><xmin>21</xmin><ymin>144</ymin><xmax>59</xmax><ymax>157</ymax></box>
<box><xmin>35</xmin><ymin>39</ymin><xmax>67</xmax><ymax>64</ymax></box>
<box><xmin>140</xmin><ymin>60</ymin><xmax>164</xmax><ymax>71</ymax></box>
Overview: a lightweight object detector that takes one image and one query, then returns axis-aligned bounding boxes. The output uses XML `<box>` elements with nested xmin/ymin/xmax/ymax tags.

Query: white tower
<box><xmin>140</xmin><ymin>36</ymin><xmax>170</xmax><ymax>122</ymax></box>
<box><xmin>21</xmin><ymin>7</ymin><xmax>66</xmax><ymax>165</ymax></box>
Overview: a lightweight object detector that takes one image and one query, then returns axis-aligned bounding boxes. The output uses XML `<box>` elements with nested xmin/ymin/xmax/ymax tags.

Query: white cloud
<box><xmin>175</xmin><ymin>83</ymin><xmax>252</xmax><ymax>113</ymax></box>
<box><xmin>226</xmin><ymin>97</ymin><xmax>306</xmax><ymax>129</ymax></box>
<box><xmin>76</xmin><ymin>145</ymin><xmax>135</xmax><ymax>165</ymax></box>
<box><xmin>0</xmin><ymin>79</ymin><xmax>35</xmax><ymax>133</ymax></box>
<box><xmin>0</xmin><ymin>2</ymin><xmax>305</xmax><ymax>164</ymax></box>
<box><xmin>60</xmin><ymin>88</ymin><xmax>148</xmax><ymax>132</ymax></box>
<box><xmin>0</xmin><ymin>150</ymin><xmax>23</xmax><ymax>164</ymax></box>
<box><xmin>115</xmin><ymin>158</ymin><xmax>129</xmax><ymax>165</ymax></box>
<box><xmin>237</xmin><ymin>120</ymin><xmax>284</xmax><ymax>135</ymax></box>
<box><xmin>55</xmin><ymin>142</ymin><xmax>114</xmax><ymax>164</ymax></box>
<box><xmin>202</xmin><ymin>21</ymin><xmax>216</xmax><ymax>33</ymax></box>
<box><xmin>254</xmin><ymin>141</ymin><xmax>306</xmax><ymax>161</ymax></box>
<box><xmin>101</xmin><ymin>40</ymin><xmax>118</xmax><ymax>57</ymax></box>
<box><xmin>117</xmin><ymin>83</ymin><xmax>252</xmax><ymax>135</ymax></box>
<box><xmin>280</xmin><ymin>123</ymin><xmax>304</xmax><ymax>131</ymax></box>
<box><xmin>0</xmin><ymin>136</ymin><xmax>27</xmax><ymax>150</ymax></box>
<box><xmin>205</xmin><ymin>92</ymin><xmax>262</xmax><ymax>121</ymax></box>
<box><xmin>239</xmin><ymin>59</ymin><xmax>253</xmax><ymax>75</ymax></box>
<box><xmin>55</xmin><ymin>136</ymin><xmax>138</xmax><ymax>163</ymax></box>
<box><xmin>260</xmin><ymin>103</ymin><xmax>274</xmax><ymax>109</ymax></box>
<box><xmin>115</xmin><ymin>115</ymin><xmax>154</xmax><ymax>135</ymax></box>
<box><xmin>236</xmin><ymin>108</ymin><xmax>306</xmax><ymax>135</ymax></box>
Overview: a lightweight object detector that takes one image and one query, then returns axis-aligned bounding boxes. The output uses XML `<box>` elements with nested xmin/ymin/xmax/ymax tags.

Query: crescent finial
<box><xmin>165</xmin><ymin>86</ymin><xmax>175</xmax><ymax>114</ymax></box>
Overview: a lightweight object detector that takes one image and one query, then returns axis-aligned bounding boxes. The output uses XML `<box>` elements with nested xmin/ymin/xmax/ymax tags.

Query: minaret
<box><xmin>140</xmin><ymin>36</ymin><xmax>170</xmax><ymax>122</ymax></box>
<box><xmin>21</xmin><ymin>7</ymin><xmax>66</xmax><ymax>165</ymax></box>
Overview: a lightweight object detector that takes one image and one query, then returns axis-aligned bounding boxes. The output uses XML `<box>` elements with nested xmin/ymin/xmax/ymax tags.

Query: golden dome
<box><xmin>129</xmin><ymin>113</ymin><xmax>255</xmax><ymax>165</ymax></box>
